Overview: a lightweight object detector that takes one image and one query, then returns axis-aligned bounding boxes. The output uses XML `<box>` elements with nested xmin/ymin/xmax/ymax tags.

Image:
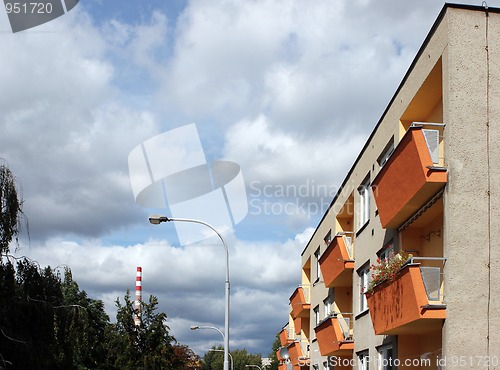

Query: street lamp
<box><xmin>209</xmin><ymin>349</ymin><xmax>234</xmax><ymax>370</ymax></box>
<box><xmin>149</xmin><ymin>215</ymin><xmax>230</xmax><ymax>370</ymax></box>
<box><xmin>190</xmin><ymin>325</ymin><xmax>225</xmax><ymax>341</ymax></box>
<box><xmin>245</xmin><ymin>365</ymin><xmax>262</xmax><ymax>370</ymax></box>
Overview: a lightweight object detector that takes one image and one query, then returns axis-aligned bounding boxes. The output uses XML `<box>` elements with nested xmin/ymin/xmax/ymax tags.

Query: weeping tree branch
<box><xmin>0</xmin><ymin>159</ymin><xmax>24</xmax><ymax>254</ymax></box>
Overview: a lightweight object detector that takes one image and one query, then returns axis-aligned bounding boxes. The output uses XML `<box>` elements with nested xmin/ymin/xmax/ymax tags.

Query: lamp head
<box><xmin>149</xmin><ymin>215</ymin><xmax>170</xmax><ymax>224</ymax></box>
<box><xmin>190</xmin><ymin>325</ymin><xmax>199</xmax><ymax>330</ymax></box>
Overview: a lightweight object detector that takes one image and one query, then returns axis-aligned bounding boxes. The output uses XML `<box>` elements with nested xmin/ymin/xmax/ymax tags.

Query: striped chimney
<box><xmin>134</xmin><ymin>266</ymin><xmax>142</xmax><ymax>326</ymax></box>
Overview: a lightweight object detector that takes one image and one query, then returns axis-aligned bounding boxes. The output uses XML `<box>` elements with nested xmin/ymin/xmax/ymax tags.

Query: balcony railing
<box><xmin>366</xmin><ymin>258</ymin><xmax>446</xmax><ymax>335</ymax></box>
<box><xmin>314</xmin><ymin>312</ymin><xmax>354</xmax><ymax>357</ymax></box>
<box><xmin>319</xmin><ymin>234</ymin><xmax>354</xmax><ymax>288</ymax></box>
<box><xmin>371</xmin><ymin>126</ymin><xmax>447</xmax><ymax>229</ymax></box>
<box><xmin>290</xmin><ymin>285</ymin><xmax>311</xmax><ymax>318</ymax></box>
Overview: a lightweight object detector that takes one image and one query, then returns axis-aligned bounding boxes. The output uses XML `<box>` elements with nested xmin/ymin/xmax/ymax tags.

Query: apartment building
<box><xmin>277</xmin><ymin>4</ymin><xmax>500</xmax><ymax>369</ymax></box>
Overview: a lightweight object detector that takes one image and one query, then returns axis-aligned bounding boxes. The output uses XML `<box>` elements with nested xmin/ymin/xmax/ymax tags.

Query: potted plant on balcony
<box><xmin>365</xmin><ymin>251</ymin><xmax>412</xmax><ymax>295</ymax></box>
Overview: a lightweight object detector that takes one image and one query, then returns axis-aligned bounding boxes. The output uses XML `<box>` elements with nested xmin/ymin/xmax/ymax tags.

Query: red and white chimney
<box><xmin>134</xmin><ymin>266</ymin><xmax>142</xmax><ymax>326</ymax></box>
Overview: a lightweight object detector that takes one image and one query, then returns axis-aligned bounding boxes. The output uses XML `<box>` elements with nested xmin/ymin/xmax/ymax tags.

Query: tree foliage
<box><xmin>0</xmin><ymin>259</ymin><xmax>200</xmax><ymax>369</ymax></box>
<box><xmin>105</xmin><ymin>290</ymin><xmax>182</xmax><ymax>369</ymax></box>
<box><xmin>0</xmin><ymin>161</ymin><xmax>23</xmax><ymax>255</ymax></box>
<box><xmin>0</xmin><ymin>258</ymin><xmax>110</xmax><ymax>369</ymax></box>
<box><xmin>267</xmin><ymin>332</ymin><xmax>281</xmax><ymax>370</ymax></box>
<box><xmin>202</xmin><ymin>345</ymin><xmax>262</xmax><ymax>370</ymax></box>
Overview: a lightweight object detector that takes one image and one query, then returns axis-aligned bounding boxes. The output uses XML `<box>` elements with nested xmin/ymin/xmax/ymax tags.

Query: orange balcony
<box><xmin>290</xmin><ymin>286</ymin><xmax>310</xmax><ymax>318</ymax></box>
<box><xmin>319</xmin><ymin>235</ymin><xmax>354</xmax><ymax>287</ymax></box>
<box><xmin>287</xmin><ymin>340</ymin><xmax>308</xmax><ymax>368</ymax></box>
<box><xmin>279</xmin><ymin>327</ymin><xmax>293</xmax><ymax>346</ymax></box>
<box><xmin>314</xmin><ymin>314</ymin><xmax>354</xmax><ymax>357</ymax></box>
<box><xmin>371</xmin><ymin>127</ymin><xmax>447</xmax><ymax>229</ymax></box>
<box><xmin>366</xmin><ymin>263</ymin><xmax>446</xmax><ymax>335</ymax></box>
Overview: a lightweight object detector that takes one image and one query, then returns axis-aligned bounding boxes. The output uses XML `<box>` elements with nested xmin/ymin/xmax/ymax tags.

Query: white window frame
<box><xmin>377</xmin><ymin>138</ymin><xmax>395</xmax><ymax>168</ymax></box>
<box><xmin>314</xmin><ymin>305</ymin><xmax>320</xmax><ymax>327</ymax></box>
<box><xmin>323</xmin><ymin>289</ymin><xmax>334</xmax><ymax>317</ymax></box>
<box><xmin>359</xmin><ymin>264</ymin><xmax>370</xmax><ymax>313</ymax></box>
<box><xmin>358</xmin><ymin>351</ymin><xmax>370</xmax><ymax>370</ymax></box>
<box><xmin>378</xmin><ymin>344</ymin><xmax>394</xmax><ymax>370</ymax></box>
<box><xmin>324</xmin><ymin>230</ymin><xmax>332</xmax><ymax>245</ymax></box>
<box><xmin>314</xmin><ymin>247</ymin><xmax>321</xmax><ymax>281</ymax></box>
<box><xmin>358</xmin><ymin>176</ymin><xmax>370</xmax><ymax>230</ymax></box>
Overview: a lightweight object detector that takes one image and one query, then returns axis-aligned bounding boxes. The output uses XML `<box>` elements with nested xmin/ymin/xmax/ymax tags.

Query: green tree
<box><xmin>202</xmin><ymin>345</ymin><xmax>262</xmax><ymax>370</ymax></box>
<box><xmin>231</xmin><ymin>348</ymin><xmax>262</xmax><ymax>370</ymax></box>
<box><xmin>0</xmin><ymin>160</ymin><xmax>23</xmax><ymax>255</ymax></box>
<box><xmin>267</xmin><ymin>333</ymin><xmax>281</xmax><ymax>370</ymax></box>
<box><xmin>4</xmin><ymin>258</ymin><xmax>63</xmax><ymax>369</ymax></box>
<box><xmin>58</xmin><ymin>268</ymin><xmax>110</xmax><ymax>369</ymax></box>
<box><xmin>0</xmin><ymin>259</ymin><xmax>110</xmax><ymax>370</ymax></box>
<box><xmin>105</xmin><ymin>290</ymin><xmax>178</xmax><ymax>369</ymax></box>
<box><xmin>201</xmin><ymin>345</ymin><xmax>224</xmax><ymax>370</ymax></box>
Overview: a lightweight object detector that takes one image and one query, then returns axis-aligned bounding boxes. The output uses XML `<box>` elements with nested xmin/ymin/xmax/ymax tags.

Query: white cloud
<box><xmin>102</xmin><ymin>10</ymin><xmax>169</xmax><ymax>73</ymax></box>
<box><xmin>223</xmin><ymin>115</ymin><xmax>366</xmax><ymax>190</ymax></box>
<box><xmin>0</xmin><ymin>8</ymin><xmax>163</xmax><ymax>240</ymax></box>
<box><xmin>157</xmin><ymin>0</ymin><xmax>448</xmax><ymax>134</ymax></box>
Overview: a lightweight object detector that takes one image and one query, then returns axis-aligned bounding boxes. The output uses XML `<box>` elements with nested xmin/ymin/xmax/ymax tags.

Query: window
<box><xmin>358</xmin><ymin>351</ymin><xmax>370</xmax><ymax>370</ymax></box>
<box><xmin>377</xmin><ymin>138</ymin><xmax>394</xmax><ymax>168</ymax></box>
<box><xmin>378</xmin><ymin>241</ymin><xmax>394</xmax><ymax>262</ymax></box>
<box><xmin>314</xmin><ymin>305</ymin><xmax>320</xmax><ymax>326</ymax></box>
<box><xmin>323</xmin><ymin>359</ymin><xmax>331</xmax><ymax>370</ymax></box>
<box><xmin>323</xmin><ymin>289</ymin><xmax>334</xmax><ymax>317</ymax></box>
<box><xmin>324</xmin><ymin>230</ymin><xmax>332</xmax><ymax>245</ymax></box>
<box><xmin>359</xmin><ymin>264</ymin><xmax>370</xmax><ymax>312</ymax></box>
<box><xmin>358</xmin><ymin>176</ymin><xmax>370</xmax><ymax>230</ymax></box>
<box><xmin>378</xmin><ymin>345</ymin><xmax>394</xmax><ymax>370</ymax></box>
<box><xmin>314</xmin><ymin>247</ymin><xmax>321</xmax><ymax>282</ymax></box>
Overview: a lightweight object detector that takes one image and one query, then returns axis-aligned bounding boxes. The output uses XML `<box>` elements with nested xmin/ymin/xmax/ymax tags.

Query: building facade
<box><xmin>277</xmin><ymin>4</ymin><xmax>500</xmax><ymax>370</ymax></box>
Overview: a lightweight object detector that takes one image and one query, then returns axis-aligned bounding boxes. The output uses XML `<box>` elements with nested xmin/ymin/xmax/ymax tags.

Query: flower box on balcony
<box><xmin>366</xmin><ymin>263</ymin><xmax>446</xmax><ymax>335</ymax></box>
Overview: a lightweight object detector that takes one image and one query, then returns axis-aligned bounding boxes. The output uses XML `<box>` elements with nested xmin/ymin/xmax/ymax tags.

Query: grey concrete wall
<box><xmin>487</xmin><ymin>11</ymin><xmax>500</xmax><ymax>368</ymax></box>
<box><xmin>442</xmin><ymin>7</ymin><xmax>492</xmax><ymax>364</ymax></box>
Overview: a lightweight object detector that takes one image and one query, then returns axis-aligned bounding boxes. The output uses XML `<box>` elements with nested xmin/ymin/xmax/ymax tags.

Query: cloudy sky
<box><xmin>1</xmin><ymin>0</ymin><xmax>493</xmax><ymax>357</ymax></box>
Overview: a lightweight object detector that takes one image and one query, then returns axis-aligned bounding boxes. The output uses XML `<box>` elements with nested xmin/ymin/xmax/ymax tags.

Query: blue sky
<box><xmin>0</xmin><ymin>0</ymin><xmax>492</xmax><ymax>357</ymax></box>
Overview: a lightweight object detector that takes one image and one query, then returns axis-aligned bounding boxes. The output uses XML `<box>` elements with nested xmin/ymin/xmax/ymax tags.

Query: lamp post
<box><xmin>149</xmin><ymin>215</ymin><xmax>230</xmax><ymax>370</ymax></box>
<box><xmin>245</xmin><ymin>365</ymin><xmax>262</xmax><ymax>370</ymax></box>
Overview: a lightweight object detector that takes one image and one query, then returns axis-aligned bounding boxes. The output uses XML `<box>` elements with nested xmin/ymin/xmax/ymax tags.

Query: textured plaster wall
<box><xmin>486</xmin><ymin>10</ymin><xmax>500</xmax><ymax>366</ymax></box>
<box><xmin>442</xmin><ymin>7</ymin><xmax>492</xmax><ymax>362</ymax></box>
